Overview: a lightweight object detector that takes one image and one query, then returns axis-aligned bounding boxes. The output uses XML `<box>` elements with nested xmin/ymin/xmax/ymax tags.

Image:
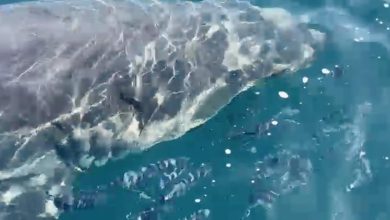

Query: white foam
<box><xmin>0</xmin><ymin>151</ymin><xmax>60</xmax><ymax>181</ymax></box>
<box><xmin>80</xmin><ymin>154</ymin><xmax>96</xmax><ymax>168</ymax></box>
<box><xmin>72</xmin><ymin>126</ymin><xmax>91</xmax><ymax>152</ymax></box>
<box><xmin>48</xmin><ymin>184</ymin><xmax>63</xmax><ymax>197</ymax></box>
<box><xmin>41</xmin><ymin>199</ymin><xmax>59</xmax><ymax>218</ymax></box>
<box><xmin>0</xmin><ymin>185</ymin><xmax>24</xmax><ymax>205</ymax></box>
<box><xmin>346</xmin><ymin>102</ymin><xmax>372</xmax><ymax>160</ymax></box>
<box><xmin>121</xmin><ymin>117</ymin><xmax>141</xmax><ymax>140</ymax></box>
<box><xmin>336</xmin><ymin>102</ymin><xmax>373</xmax><ymax>203</ymax></box>
<box><xmin>29</xmin><ymin>174</ymin><xmax>48</xmax><ymax>186</ymax></box>
<box><xmin>154</xmin><ymin>92</ymin><xmax>165</xmax><ymax>106</ymax></box>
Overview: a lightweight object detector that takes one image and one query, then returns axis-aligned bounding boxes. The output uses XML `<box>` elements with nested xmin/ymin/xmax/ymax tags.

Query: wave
<box><xmin>0</xmin><ymin>0</ymin><xmax>323</xmax><ymax>219</ymax></box>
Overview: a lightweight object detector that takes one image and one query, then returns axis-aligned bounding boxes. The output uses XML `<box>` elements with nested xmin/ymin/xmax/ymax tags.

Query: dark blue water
<box><xmin>3</xmin><ymin>0</ymin><xmax>390</xmax><ymax>219</ymax></box>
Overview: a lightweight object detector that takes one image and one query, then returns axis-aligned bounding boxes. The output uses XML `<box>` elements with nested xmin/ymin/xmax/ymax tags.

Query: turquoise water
<box><xmin>66</xmin><ymin>0</ymin><xmax>390</xmax><ymax>220</ymax></box>
<box><xmin>60</xmin><ymin>0</ymin><xmax>390</xmax><ymax>219</ymax></box>
<box><xmin>3</xmin><ymin>0</ymin><xmax>390</xmax><ymax>219</ymax></box>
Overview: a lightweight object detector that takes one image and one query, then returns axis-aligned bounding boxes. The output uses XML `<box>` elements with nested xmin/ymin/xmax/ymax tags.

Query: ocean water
<box><xmin>64</xmin><ymin>1</ymin><xmax>390</xmax><ymax>220</ymax></box>
<box><xmin>1</xmin><ymin>0</ymin><xmax>390</xmax><ymax>220</ymax></box>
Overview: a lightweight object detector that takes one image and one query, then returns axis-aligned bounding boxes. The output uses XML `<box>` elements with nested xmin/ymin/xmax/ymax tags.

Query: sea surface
<box><xmin>2</xmin><ymin>0</ymin><xmax>390</xmax><ymax>220</ymax></box>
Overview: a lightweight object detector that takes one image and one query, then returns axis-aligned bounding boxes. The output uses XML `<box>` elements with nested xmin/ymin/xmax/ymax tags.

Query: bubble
<box><xmin>226</xmin><ymin>163</ymin><xmax>232</xmax><ymax>168</ymax></box>
<box><xmin>302</xmin><ymin>76</ymin><xmax>309</xmax><ymax>84</ymax></box>
<box><xmin>278</xmin><ymin>91</ymin><xmax>289</xmax><ymax>99</ymax></box>
<box><xmin>194</xmin><ymin>198</ymin><xmax>201</xmax><ymax>203</ymax></box>
<box><xmin>271</xmin><ymin>120</ymin><xmax>278</xmax><ymax>126</ymax></box>
<box><xmin>225</xmin><ymin>149</ymin><xmax>232</xmax><ymax>155</ymax></box>
<box><xmin>321</xmin><ymin>68</ymin><xmax>331</xmax><ymax>75</ymax></box>
<box><xmin>249</xmin><ymin>147</ymin><xmax>257</xmax><ymax>154</ymax></box>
